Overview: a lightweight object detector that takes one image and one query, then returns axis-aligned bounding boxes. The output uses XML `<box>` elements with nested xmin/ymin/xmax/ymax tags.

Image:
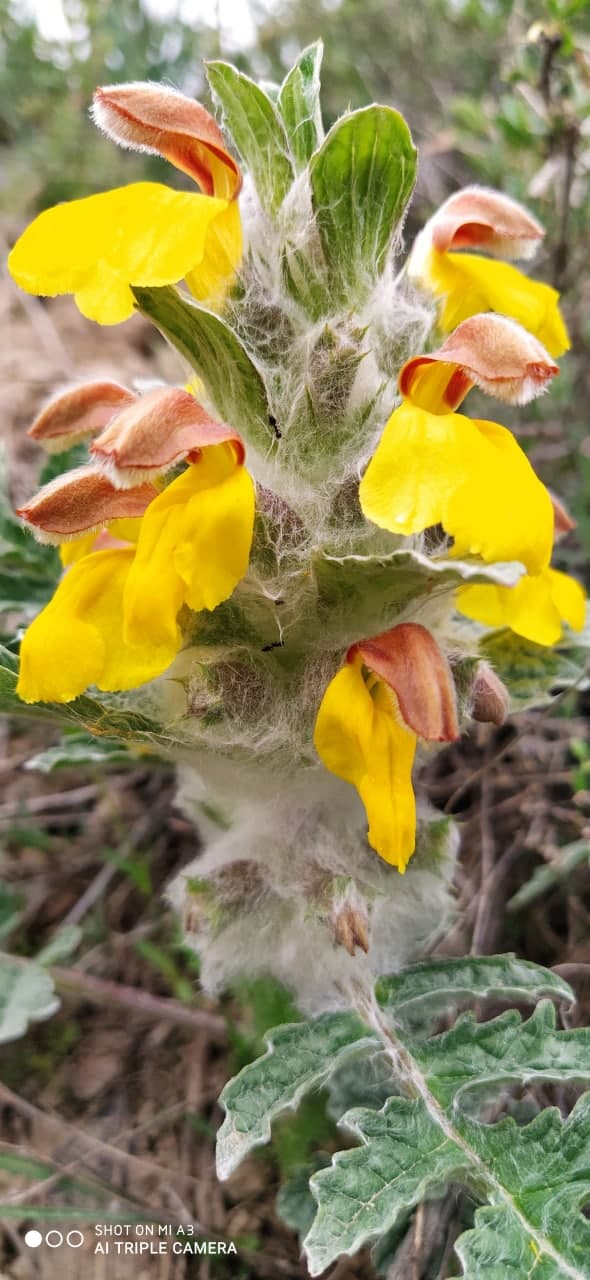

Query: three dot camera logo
<box><xmin>25</xmin><ymin>1229</ymin><xmax>84</xmax><ymax>1249</ymax></box>
<box><xmin>24</xmin><ymin>1224</ymin><xmax>238</xmax><ymax>1257</ymax></box>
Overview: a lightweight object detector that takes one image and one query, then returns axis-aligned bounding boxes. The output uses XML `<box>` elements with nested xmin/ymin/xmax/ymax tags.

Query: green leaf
<box><xmin>414</xmin><ymin>1001</ymin><xmax>590</xmax><ymax>1109</ymax></box>
<box><xmin>508</xmin><ymin>840</ymin><xmax>590</xmax><ymax>913</ymax></box>
<box><xmin>216</xmin><ymin>1013</ymin><xmax>375</xmax><ymax>1179</ymax></box>
<box><xmin>376</xmin><ymin>955</ymin><xmax>574</xmax><ymax>1027</ymax></box>
<box><xmin>276</xmin><ymin>1155</ymin><xmax>332</xmax><ymax>1243</ymax></box>
<box><xmin>305</xmin><ymin>1097</ymin><xmax>466</xmax><ymax>1274</ymax></box>
<box><xmin>277</xmin><ymin>41</ymin><xmax>324</xmax><ymax>169</ymax></box>
<box><xmin>310</xmin><ymin>105</ymin><xmax>417</xmax><ymax>302</ymax></box>
<box><xmin>0</xmin><ymin>954</ymin><xmax>59</xmax><ymax>1043</ymax></box>
<box><xmin>133</xmin><ymin>286</ymin><xmax>275</xmax><ymax>457</ymax></box>
<box><xmin>206</xmin><ymin>61</ymin><xmax>293</xmax><ymax>212</ymax></box>
<box><xmin>25</xmin><ymin>731</ymin><xmax>152</xmax><ymax>773</ymax></box>
<box><xmin>480</xmin><ymin>611</ymin><xmax>590</xmax><ymax>711</ymax></box>
<box><xmin>0</xmin><ymin>642</ymin><xmax>178</xmax><ymax>751</ymax></box>
<box><xmin>304</xmin><ymin>1000</ymin><xmax>590</xmax><ymax>1273</ymax></box>
<box><xmin>36</xmin><ymin>925</ymin><xmax>82</xmax><ymax>966</ymax></box>
<box><xmin>451</xmin><ymin>1100</ymin><xmax>590</xmax><ymax>1279</ymax></box>
<box><xmin>313</xmin><ymin>548</ymin><xmax>524</xmax><ymax>646</ymax></box>
<box><xmin>0</xmin><ymin>883</ymin><xmax>24</xmax><ymax>943</ymax></box>
<box><xmin>0</xmin><ymin>445</ymin><xmax>60</xmax><ymax>620</ymax></box>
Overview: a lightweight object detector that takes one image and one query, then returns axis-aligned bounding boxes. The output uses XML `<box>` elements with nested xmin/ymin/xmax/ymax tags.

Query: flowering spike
<box><xmin>400</xmin><ymin>314</ymin><xmax>559</xmax><ymax>410</ymax></box>
<box><xmin>28</xmin><ymin>381</ymin><xmax>136</xmax><ymax>452</ymax></box>
<box><xmin>349</xmin><ymin>622</ymin><xmax>459</xmax><ymax>742</ymax></box>
<box><xmin>414</xmin><ymin>185</ymin><xmax>544</xmax><ymax>262</ymax></box>
<box><xmin>92</xmin><ymin>83</ymin><xmax>241</xmax><ymax>200</ymax></box>
<box><xmin>17</xmin><ymin>466</ymin><xmax>157</xmax><ymax>545</ymax></box>
<box><xmin>91</xmin><ymin>387</ymin><xmax>246</xmax><ymax>487</ymax></box>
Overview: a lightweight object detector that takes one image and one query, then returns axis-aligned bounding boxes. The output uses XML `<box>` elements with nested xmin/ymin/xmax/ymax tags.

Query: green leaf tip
<box><xmin>310</xmin><ymin>104</ymin><xmax>417</xmax><ymax>302</ymax></box>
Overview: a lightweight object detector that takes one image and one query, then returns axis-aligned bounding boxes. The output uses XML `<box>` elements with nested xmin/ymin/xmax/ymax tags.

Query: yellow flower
<box><xmin>123</xmin><ymin>443</ymin><xmax>255</xmax><ymax>651</ymax></box>
<box><xmin>8</xmin><ymin>84</ymin><xmax>243</xmax><ymax>324</ymax></box>
<box><xmin>457</xmin><ymin>566</ymin><xmax>586</xmax><ymax>646</ymax></box>
<box><xmin>8</xmin><ymin>183</ymin><xmax>237</xmax><ymax>325</ymax></box>
<box><xmin>315</xmin><ymin>663</ymin><xmax>417</xmax><ymax>870</ymax></box>
<box><xmin>408</xmin><ymin>185</ymin><xmax>569</xmax><ymax>356</ymax></box>
<box><xmin>17</xmin><ymin>548</ymin><xmax>179</xmax><ymax>704</ymax></box>
<box><xmin>314</xmin><ymin>624</ymin><xmax>458</xmax><ymax>870</ymax></box>
<box><xmin>359</xmin><ymin>401</ymin><xmax>554</xmax><ymax>575</ymax></box>
<box><xmin>421</xmin><ymin>249</ymin><xmax>569</xmax><ymax>358</ymax></box>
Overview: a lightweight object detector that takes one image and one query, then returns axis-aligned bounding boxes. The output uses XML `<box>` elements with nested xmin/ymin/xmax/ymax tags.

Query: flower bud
<box><xmin>90</xmin><ymin>387</ymin><xmax>245</xmax><ymax>487</ymax></box>
<box><xmin>400</xmin><ymin>314</ymin><xmax>559</xmax><ymax>411</ymax></box>
<box><xmin>471</xmin><ymin>662</ymin><xmax>510</xmax><ymax>726</ymax></box>
<box><xmin>28</xmin><ymin>381</ymin><xmax>136</xmax><ymax>452</ymax></box>
<box><xmin>331</xmin><ymin>901</ymin><xmax>370</xmax><ymax>956</ymax></box>
<box><xmin>551</xmin><ymin>492</ymin><xmax>576</xmax><ymax>539</ymax></box>
<box><xmin>92</xmin><ymin>83</ymin><xmax>241</xmax><ymax>200</ymax></box>
<box><xmin>416</xmin><ymin>185</ymin><xmax>544</xmax><ymax>261</ymax></box>
<box><xmin>17</xmin><ymin>466</ymin><xmax>157</xmax><ymax>545</ymax></box>
<box><xmin>349</xmin><ymin>622</ymin><xmax>459</xmax><ymax>742</ymax></box>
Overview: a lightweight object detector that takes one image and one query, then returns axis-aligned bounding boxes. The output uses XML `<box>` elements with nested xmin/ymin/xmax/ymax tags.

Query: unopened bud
<box><xmin>400</xmin><ymin>314</ymin><xmax>558</xmax><ymax>410</ymax></box>
<box><xmin>92</xmin><ymin>83</ymin><xmax>241</xmax><ymax>200</ymax></box>
<box><xmin>91</xmin><ymin>387</ymin><xmax>245</xmax><ymax>487</ymax></box>
<box><xmin>332</xmin><ymin>902</ymin><xmax>370</xmax><ymax>956</ymax></box>
<box><xmin>349</xmin><ymin>622</ymin><xmax>459</xmax><ymax>742</ymax></box>
<box><xmin>471</xmin><ymin>662</ymin><xmax>510</xmax><ymax>726</ymax></box>
<box><xmin>17</xmin><ymin>466</ymin><xmax>157</xmax><ymax>544</ymax></box>
<box><xmin>551</xmin><ymin>492</ymin><xmax>576</xmax><ymax>539</ymax></box>
<box><xmin>28</xmin><ymin>381</ymin><xmax>135</xmax><ymax>452</ymax></box>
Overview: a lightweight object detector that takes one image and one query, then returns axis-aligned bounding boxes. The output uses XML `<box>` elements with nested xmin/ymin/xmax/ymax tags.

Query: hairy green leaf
<box><xmin>216</xmin><ymin>1013</ymin><xmax>375</xmax><ymax>1179</ymax></box>
<box><xmin>206</xmin><ymin>61</ymin><xmax>293</xmax><ymax>212</ymax></box>
<box><xmin>0</xmin><ymin>955</ymin><xmax>59</xmax><ymax>1043</ymax></box>
<box><xmin>481</xmin><ymin>611</ymin><xmax>590</xmax><ymax>711</ymax></box>
<box><xmin>415</xmin><ymin>1001</ymin><xmax>590</xmax><ymax>1109</ymax></box>
<box><xmin>313</xmin><ymin>548</ymin><xmax>524</xmax><ymax>646</ymax></box>
<box><xmin>25</xmin><ymin>731</ymin><xmax>153</xmax><ymax>773</ymax></box>
<box><xmin>133</xmin><ymin>285</ymin><xmax>275</xmax><ymax>457</ymax></box>
<box><xmin>305</xmin><ymin>1097</ymin><xmax>466</xmax><ymax>1274</ymax></box>
<box><xmin>277</xmin><ymin>41</ymin><xmax>324</xmax><ymax>168</ymax></box>
<box><xmin>451</xmin><ymin>1099</ymin><xmax>590</xmax><ymax>1279</ymax></box>
<box><xmin>310</xmin><ymin>105</ymin><xmax>417</xmax><ymax>301</ymax></box>
<box><xmin>304</xmin><ymin>998</ymin><xmax>590</xmax><ymax>1273</ymax></box>
<box><xmin>377</xmin><ymin>955</ymin><xmax>574</xmax><ymax>1027</ymax></box>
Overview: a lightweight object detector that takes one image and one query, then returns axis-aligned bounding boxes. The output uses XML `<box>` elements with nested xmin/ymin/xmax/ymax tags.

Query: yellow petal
<box><xmin>185</xmin><ymin>199</ymin><xmax>243</xmax><ymax>310</ymax></box>
<box><xmin>458</xmin><ymin>567</ymin><xmax>586</xmax><ymax>646</ymax></box>
<box><xmin>359</xmin><ymin>402</ymin><xmax>553</xmax><ymax>575</ymax></box>
<box><xmin>123</xmin><ymin>446</ymin><xmax>255</xmax><ymax>648</ymax></box>
<box><xmin>17</xmin><ymin>548</ymin><xmax>180</xmax><ymax>704</ymax></box>
<box><xmin>8</xmin><ymin>183</ymin><xmax>229</xmax><ymax>324</ymax></box>
<box><xmin>313</xmin><ymin>663</ymin><xmax>417</xmax><ymax>870</ymax></box>
<box><xmin>422</xmin><ymin>249</ymin><xmax>570</xmax><ymax>358</ymax></box>
<box><xmin>59</xmin><ymin>518</ymin><xmax>142</xmax><ymax>567</ymax></box>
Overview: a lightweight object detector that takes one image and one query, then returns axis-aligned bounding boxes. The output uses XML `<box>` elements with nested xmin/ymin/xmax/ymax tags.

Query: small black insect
<box><xmin>268</xmin><ymin>414</ymin><xmax>282</xmax><ymax>439</ymax></box>
<box><xmin>261</xmin><ymin>640</ymin><xmax>285</xmax><ymax>652</ymax></box>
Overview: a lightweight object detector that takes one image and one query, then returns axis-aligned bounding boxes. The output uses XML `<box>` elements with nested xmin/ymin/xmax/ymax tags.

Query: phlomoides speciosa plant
<box><xmin>4</xmin><ymin>42</ymin><xmax>590</xmax><ymax>1278</ymax></box>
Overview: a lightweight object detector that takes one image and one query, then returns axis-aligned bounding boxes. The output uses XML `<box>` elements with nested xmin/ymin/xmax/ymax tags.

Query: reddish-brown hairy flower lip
<box><xmin>429</xmin><ymin>186</ymin><xmax>544</xmax><ymax>256</ymax></box>
<box><xmin>348</xmin><ymin>622</ymin><xmax>459</xmax><ymax>743</ymax></box>
<box><xmin>90</xmin><ymin>388</ymin><xmax>246</xmax><ymax>477</ymax></box>
<box><xmin>399</xmin><ymin>314</ymin><xmax>559</xmax><ymax>410</ymax></box>
<box><xmin>28</xmin><ymin>381</ymin><xmax>137</xmax><ymax>444</ymax></box>
<box><xmin>93</xmin><ymin>85</ymin><xmax>242</xmax><ymax>200</ymax></box>
<box><xmin>17</xmin><ymin>466</ymin><xmax>157</xmax><ymax>539</ymax></box>
<box><xmin>551</xmin><ymin>492</ymin><xmax>576</xmax><ymax>538</ymax></box>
